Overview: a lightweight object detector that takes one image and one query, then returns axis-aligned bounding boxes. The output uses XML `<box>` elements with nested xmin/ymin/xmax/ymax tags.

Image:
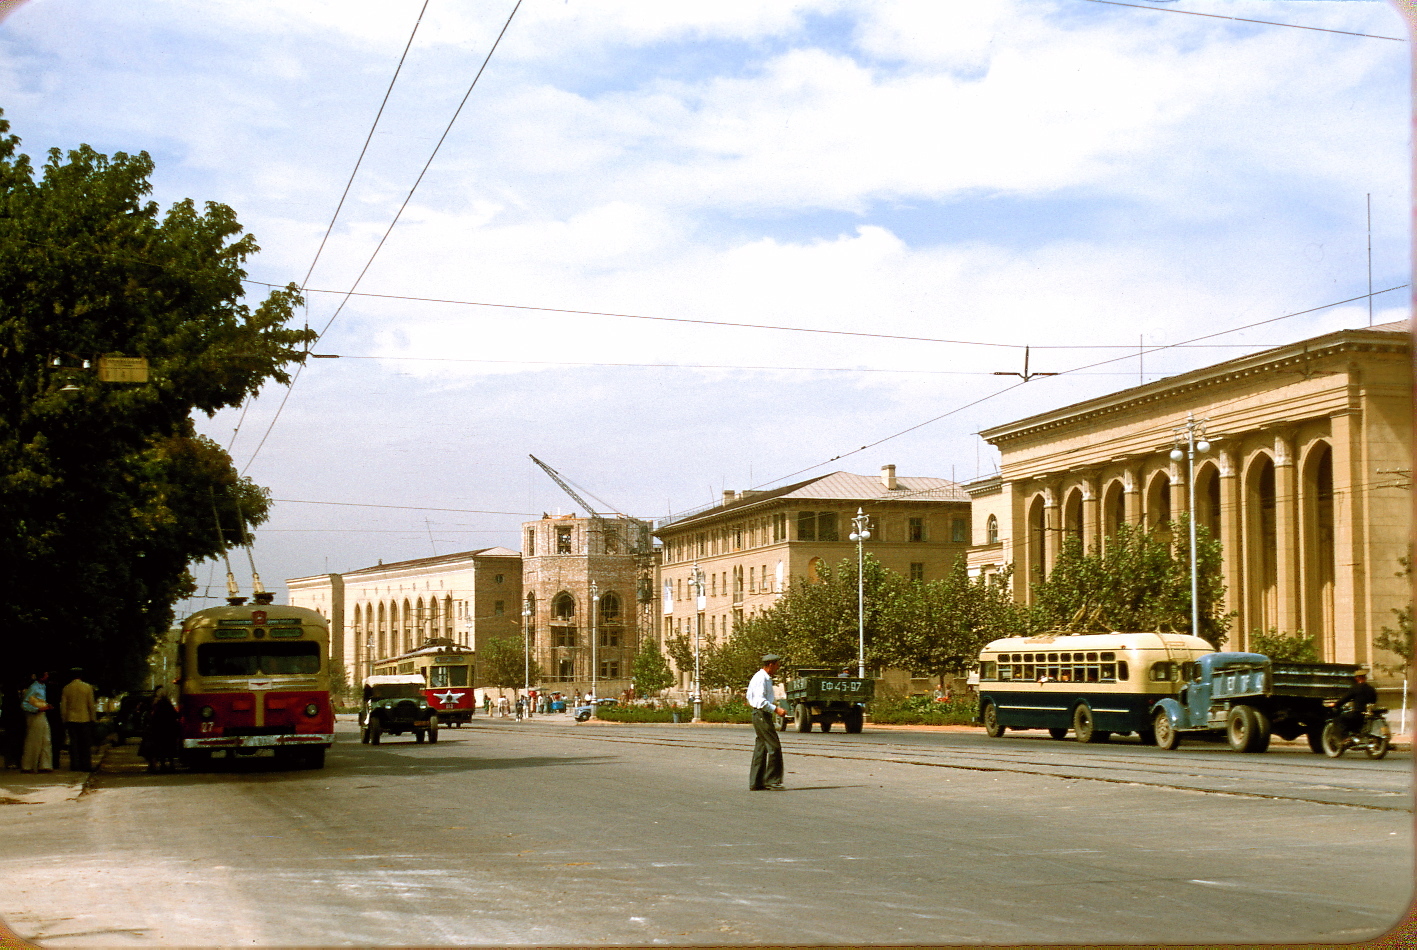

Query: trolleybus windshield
<box><xmin>197</xmin><ymin>642</ymin><xmax>321</xmax><ymax>676</ymax></box>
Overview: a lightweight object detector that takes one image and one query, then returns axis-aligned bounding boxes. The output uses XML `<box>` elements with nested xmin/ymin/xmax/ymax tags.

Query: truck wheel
<box><xmin>1153</xmin><ymin>709</ymin><xmax>1180</xmax><ymax>750</ymax></box>
<box><xmin>1048</xmin><ymin>727</ymin><xmax>1068</xmax><ymax>740</ymax></box>
<box><xmin>795</xmin><ymin>704</ymin><xmax>812</xmax><ymax>733</ymax></box>
<box><xmin>428</xmin><ymin>726</ymin><xmax>439</xmax><ymax>745</ymax></box>
<box><xmin>820</xmin><ymin>718</ymin><xmax>833</xmax><ymax>733</ymax></box>
<box><xmin>1072</xmin><ymin>705</ymin><xmax>1096</xmax><ymax>743</ymax></box>
<box><xmin>844</xmin><ymin>708</ymin><xmax>864</xmax><ymax>733</ymax></box>
<box><xmin>1321</xmin><ymin>720</ymin><xmax>1346</xmax><ymax>758</ymax></box>
<box><xmin>983</xmin><ymin>702</ymin><xmax>1005</xmax><ymax>738</ymax></box>
<box><xmin>1306</xmin><ymin>726</ymin><xmax>1325</xmax><ymax>754</ymax></box>
<box><xmin>1250</xmin><ymin>708</ymin><xmax>1271</xmax><ymax>753</ymax></box>
<box><xmin>360</xmin><ymin>723</ymin><xmax>370</xmax><ymax>744</ymax></box>
<box><xmin>369</xmin><ymin>719</ymin><xmax>382</xmax><ymax>745</ymax></box>
<box><xmin>414</xmin><ymin>729</ymin><xmax>426</xmax><ymax>743</ymax></box>
<box><xmin>1227</xmin><ymin>706</ymin><xmax>1262</xmax><ymax>752</ymax></box>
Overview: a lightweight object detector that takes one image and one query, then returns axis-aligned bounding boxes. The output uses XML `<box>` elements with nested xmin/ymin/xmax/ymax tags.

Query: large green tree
<box><xmin>631</xmin><ymin>635</ymin><xmax>675</xmax><ymax>696</ymax></box>
<box><xmin>477</xmin><ymin>637</ymin><xmax>542</xmax><ymax>696</ymax></box>
<box><xmin>1028</xmin><ymin>518</ymin><xmax>1230</xmax><ymax>647</ymax></box>
<box><xmin>0</xmin><ymin>114</ymin><xmax>310</xmax><ymax>688</ymax></box>
<box><xmin>875</xmin><ymin>561</ymin><xmax>1024</xmax><ymax>687</ymax></box>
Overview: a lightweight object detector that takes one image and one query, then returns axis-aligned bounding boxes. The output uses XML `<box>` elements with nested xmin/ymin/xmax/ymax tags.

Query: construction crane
<box><xmin>529</xmin><ymin>454</ymin><xmax>651</xmax><ymax>558</ymax></box>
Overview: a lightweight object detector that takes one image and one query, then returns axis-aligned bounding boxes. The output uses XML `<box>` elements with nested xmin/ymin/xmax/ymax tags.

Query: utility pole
<box><xmin>1170</xmin><ymin>414</ymin><xmax>1212</xmax><ymax>639</ymax></box>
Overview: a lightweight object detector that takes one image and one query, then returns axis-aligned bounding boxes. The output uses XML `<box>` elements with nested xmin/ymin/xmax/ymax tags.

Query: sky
<box><xmin>0</xmin><ymin>0</ymin><xmax>1409</xmax><ymax>610</ymax></box>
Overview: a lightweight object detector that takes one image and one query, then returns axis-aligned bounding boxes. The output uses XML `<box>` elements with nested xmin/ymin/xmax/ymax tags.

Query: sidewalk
<box><xmin>0</xmin><ymin>745</ymin><xmax>108</xmax><ymax>807</ymax></box>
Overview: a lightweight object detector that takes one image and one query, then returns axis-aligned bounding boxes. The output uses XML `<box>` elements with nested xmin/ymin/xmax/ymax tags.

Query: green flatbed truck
<box><xmin>786</xmin><ymin>668</ymin><xmax>874</xmax><ymax>733</ymax></box>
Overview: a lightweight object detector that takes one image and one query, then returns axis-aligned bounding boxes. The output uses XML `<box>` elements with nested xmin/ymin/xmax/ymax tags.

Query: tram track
<box><xmin>469</xmin><ymin>721</ymin><xmax>1413</xmax><ymax>811</ymax></box>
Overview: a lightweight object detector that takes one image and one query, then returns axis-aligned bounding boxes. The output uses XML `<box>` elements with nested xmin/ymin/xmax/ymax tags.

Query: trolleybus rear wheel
<box><xmin>1048</xmin><ymin>727</ymin><xmax>1068</xmax><ymax>740</ymax></box>
<box><xmin>1306</xmin><ymin>726</ymin><xmax>1324</xmax><ymax>754</ymax></box>
<box><xmin>983</xmin><ymin>701</ymin><xmax>1005</xmax><ymax>738</ymax></box>
<box><xmin>1072</xmin><ymin>704</ymin><xmax>1096</xmax><ymax>743</ymax></box>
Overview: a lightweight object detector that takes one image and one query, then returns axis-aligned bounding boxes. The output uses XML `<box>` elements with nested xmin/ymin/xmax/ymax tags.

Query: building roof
<box><xmin>656</xmin><ymin>469</ymin><xmax>967</xmax><ymax>534</ymax></box>
<box><xmin>979</xmin><ymin>320</ymin><xmax>1411</xmax><ymax>446</ymax></box>
<box><xmin>295</xmin><ymin>546</ymin><xmax>521</xmax><ymax>584</ymax></box>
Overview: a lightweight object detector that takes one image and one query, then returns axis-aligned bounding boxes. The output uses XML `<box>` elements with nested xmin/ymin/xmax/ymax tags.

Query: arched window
<box><xmin>1103</xmin><ymin>479</ymin><xmax>1126</xmax><ymax>538</ymax></box>
<box><xmin>1063</xmin><ymin>488</ymin><xmax>1084</xmax><ymax>545</ymax></box>
<box><xmin>598</xmin><ymin>591</ymin><xmax>621</xmax><ymax>623</ymax></box>
<box><xmin>986</xmin><ymin>514</ymin><xmax>999</xmax><ymax>545</ymax></box>
<box><xmin>1146</xmin><ymin>472</ymin><xmax>1172</xmax><ymax>534</ymax></box>
<box><xmin>552</xmin><ymin>593</ymin><xmax>575</xmax><ymax>620</ymax></box>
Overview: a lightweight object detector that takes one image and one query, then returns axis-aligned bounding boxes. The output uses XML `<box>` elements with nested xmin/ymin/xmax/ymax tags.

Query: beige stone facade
<box><xmin>287</xmin><ymin>547</ymin><xmax>523</xmax><ymax>687</ymax></box>
<box><xmin>969</xmin><ymin>321</ymin><xmax>1412</xmax><ymax>687</ymax></box>
<box><xmin>521</xmin><ymin>514</ymin><xmax>652</xmax><ymax>699</ymax></box>
<box><xmin>654</xmin><ymin>466</ymin><xmax>971</xmax><ymax>690</ymax></box>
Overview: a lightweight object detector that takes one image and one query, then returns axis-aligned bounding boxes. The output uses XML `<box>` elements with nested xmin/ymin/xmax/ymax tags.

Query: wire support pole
<box><xmin>1171</xmin><ymin>414</ymin><xmax>1211</xmax><ymax>639</ymax></box>
<box><xmin>850</xmin><ymin>508</ymin><xmax>871</xmax><ymax>678</ymax></box>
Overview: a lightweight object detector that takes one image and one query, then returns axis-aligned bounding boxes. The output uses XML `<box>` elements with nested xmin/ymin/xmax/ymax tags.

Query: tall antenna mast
<box><xmin>1367</xmin><ymin>193</ymin><xmax>1374</xmax><ymax>327</ymax></box>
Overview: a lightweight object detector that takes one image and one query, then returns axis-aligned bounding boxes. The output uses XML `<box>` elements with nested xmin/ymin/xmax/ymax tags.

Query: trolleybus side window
<box><xmin>1150</xmin><ymin>661</ymin><xmax>1181</xmax><ymax>682</ymax></box>
<box><xmin>197</xmin><ymin>642</ymin><xmax>321</xmax><ymax>676</ymax></box>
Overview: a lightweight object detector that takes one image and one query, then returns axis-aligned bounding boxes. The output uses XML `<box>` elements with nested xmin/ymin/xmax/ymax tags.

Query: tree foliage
<box><xmin>478</xmin><ymin>637</ymin><xmax>542</xmax><ymax>694</ymax></box>
<box><xmin>1374</xmin><ymin>554</ymin><xmax>1413</xmax><ymax>676</ymax></box>
<box><xmin>0</xmin><ymin>113</ymin><xmax>311</xmax><ymax>688</ymax></box>
<box><xmin>874</xmin><ymin>561</ymin><xmax>1024</xmax><ymax>686</ymax></box>
<box><xmin>631</xmin><ymin>635</ymin><xmax>675</xmax><ymax>696</ymax></box>
<box><xmin>1248</xmin><ymin>628</ymin><xmax>1320</xmax><ymax>663</ymax></box>
<box><xmin>1028</xmin><ymin>519</ymin><xmax>1231</xmax><ymax>648</ymax></box>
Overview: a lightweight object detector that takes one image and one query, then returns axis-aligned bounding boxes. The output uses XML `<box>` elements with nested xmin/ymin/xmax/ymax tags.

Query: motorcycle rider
<box><xmin>1328</xmin><ymin>668</ymin><xmax>1377</xmax><ymax>736</ymax></box>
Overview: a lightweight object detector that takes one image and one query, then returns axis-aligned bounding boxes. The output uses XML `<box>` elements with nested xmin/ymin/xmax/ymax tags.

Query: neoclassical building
<box><xmin>288</xmin><ymin>547</ymin><xmax>523</xmax><ymax>686</ymax></box>
<box><xmin>968</xmin><ymin>321</ymin><xmax>1411</xmax><ymax>686</ymax></box>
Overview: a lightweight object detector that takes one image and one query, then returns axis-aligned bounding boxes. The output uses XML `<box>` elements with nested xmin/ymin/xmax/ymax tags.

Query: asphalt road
<box><xmin>1</xmin><ymin>716</ymin><xmax>1411</xmax><ymax>946</ymax></box>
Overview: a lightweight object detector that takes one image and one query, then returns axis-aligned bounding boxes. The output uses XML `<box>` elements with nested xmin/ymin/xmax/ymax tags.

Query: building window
<box><xmin>525</xmin><ymin>529</ymin><xmax>535</xmax><ymax>556</ymax></box>
<box><xmin>599</xmin><ymin>592</ymin><xmax>621</xmax><ymax>622</ymax></box>
<box><xmin>697</xmin><ymin>533</ymin><xmax>706</xmax><ymax>556</ymax></box>
<box><xmin>749</xmin><ymin>567</ymin><xmax>756</xmax><ymax>593</ymax></box>
<box><xmin>600</xmin><ymin>660</ymin><xmax>620</xmax><ymax>679</ymax></box>
<box><xmin>909</xmin><ymin>517</ymin><xmax>925</xmax><ymax>542</ymax></box>
<box><xmin>554</xmin><ymin>626</ymin><xmax>577</xmax><ymax>648</ymax></box>
<box><xmin>773</xmin><ymin>513</ymin><xmax>787</xmax><ymax>542</ymax></box>
<box><xmin>818</xmin><ymin>512</ymin><xmax>839</xmax><ymax>541</ymax></box>
<box><xmin>600</xmin><ymin>628</ymin><xmax>620</xmax><ymax>647</ymax></box>
<box><xmin>986</xmin><ymin>515</ymin><xmax>999</xmax><ymax>544</ymax></box>
<box><xmin>951</xmin><ymin>518</ymin><xmax>967</xmax><ymax>543</ymax></box>
<box><xmin>910</xmin><ymin>562</ymin><xmax>924</xmax><ymax>582</ymax></box>
<box><xmin>494</xmin><ymin>600</ymin><xmax>505</xmax><ymax>616</ymax></box>
<box><xmin>558</xmin><ymin>658</ymin><xmax>574</xmax><ymax>680</ymax></box>
<box><xmin>556</xmin><ymin>526</ymin><xmax>573</xmax><ymax>554</ymax></box>
<box><xmin>797</xmin><ymin>510</ymin><xmax>816</xmax><ymax>541</ymax></box>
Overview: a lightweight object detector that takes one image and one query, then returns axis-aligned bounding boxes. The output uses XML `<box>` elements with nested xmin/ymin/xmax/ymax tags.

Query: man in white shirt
<box><xmin>746</xmin><ymin>654</ymin><xmax>788</xmax><ymax>791</ymax></box>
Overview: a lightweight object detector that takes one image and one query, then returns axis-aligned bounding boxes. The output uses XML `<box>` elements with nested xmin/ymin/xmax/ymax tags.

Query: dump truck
<box><xmin>786</xmin><ymin>668</ymin><xmax>874</xmax><ymax>733</ymax></box>
<box><xmin>1150</xmin><ymin>651</ymin><xmax>1360</xmax><ymax>752</ymax></box>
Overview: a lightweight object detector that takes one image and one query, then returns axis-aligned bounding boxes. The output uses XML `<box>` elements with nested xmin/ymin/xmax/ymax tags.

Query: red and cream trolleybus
<box><xmin>176</xmin><ymin>597</ymin><xmax>335</xmax><ymax>769</ymax></box>
<box><xmin>371</xmin><ymin>637</ymin><xmax>476</xmax><ymax>726</ymax></box>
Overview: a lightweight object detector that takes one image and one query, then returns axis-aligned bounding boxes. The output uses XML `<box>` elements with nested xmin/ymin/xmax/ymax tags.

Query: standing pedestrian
<box><xmin>515</xmin><ymin>696</ymin><xmax>524</xmax><ymax>721</ymax></box>
<box><xmin>20</xmin><ymin>672</ymin><xmax>52</xmax><ymax>773</ymax></box>
<box><xmin>60</xmin><ymin>668</ymin><xmax>97</xmax><ymax>772</ymax></box>
<box><xmin>746</xmin><ymin>654</ymin><xmax>788</xmax><ymax>791</ymax></box>
<box><xmin>483</xmin><ymin>693</ymin><xmax>492</xmax><ymax>716</ymax></box>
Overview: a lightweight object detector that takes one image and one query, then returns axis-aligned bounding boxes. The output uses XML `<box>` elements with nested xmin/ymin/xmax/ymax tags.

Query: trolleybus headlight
<box><xmin>304</xmin><ymin>703</ymin><xmax>320</xmax><ymax>717</ymax></box>
<box><xmin>200</xmin><ymin>705</ymin><xmax>215</xmax><ymax>720</ymax></box>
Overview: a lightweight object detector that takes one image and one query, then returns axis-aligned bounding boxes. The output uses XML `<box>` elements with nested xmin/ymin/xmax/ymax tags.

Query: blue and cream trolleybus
<box><xmin>976</xmin><ymin>632</ymin><xmax>1215</xmax><ymax>743</ymax></box>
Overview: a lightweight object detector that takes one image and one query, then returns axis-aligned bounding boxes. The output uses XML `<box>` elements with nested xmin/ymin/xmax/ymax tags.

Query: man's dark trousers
<box><xmin>749</xmin><ymin>709</ymin><xmax>783</xmax><ymax>789</ymax></box>
<box><xmin>65</xmin><ymin>722</ymin><xmax>93</xmax><ymax>771</ymax></box>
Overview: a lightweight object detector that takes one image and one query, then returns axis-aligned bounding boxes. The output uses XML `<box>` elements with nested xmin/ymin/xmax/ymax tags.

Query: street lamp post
<box><xmin>522</xmin><ymin>602</ymin><xmax>532</xmax><ymax>699</ymax></box>
<box><xmin>690</xmin><ymin>564</ymin><xmax>705</xmax><ymax>722</ymax></box>
<box><xmin>849</xmin><ymin>508</ymin><xmax>871</xmax><ymax>678</ymax></box>
<box><xmin>1170</xmin><ymin>413</ymin><xmax>1212</xmax><ymax>639</ymax></box>
<box><xmin>590</xmin><ymin>580</ymin><xmax>599</xmax><ymax>716</ymax></box>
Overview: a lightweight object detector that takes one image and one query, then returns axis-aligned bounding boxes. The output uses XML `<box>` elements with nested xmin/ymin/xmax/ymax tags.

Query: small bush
<box><xmin>868</xmin><ymin>694</ymin><xmax>979</xmax><ymax>726</ymax></box>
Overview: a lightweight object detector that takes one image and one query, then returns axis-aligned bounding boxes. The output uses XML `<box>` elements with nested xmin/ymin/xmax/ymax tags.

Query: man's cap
<box><xmin>1354</xmin><ymin>668</ymin><xmax>1370</xmax><ymax>677</ymax></box>
<box><xmin>761</xmin><ymin>654</ymin><xmax>782</xmax><ymax>664</ymax></box>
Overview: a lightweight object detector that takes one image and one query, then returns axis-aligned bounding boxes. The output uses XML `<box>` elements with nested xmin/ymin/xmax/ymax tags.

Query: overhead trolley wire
<box><xmin>239</xmin><ymin>0</ymin><xmax>525</xmax><ymax>475</ymax></box>
<box><xmin>1078</xmin><ymin>0</ymin><xmax>1406</xmax><ymax>42</ymax></box>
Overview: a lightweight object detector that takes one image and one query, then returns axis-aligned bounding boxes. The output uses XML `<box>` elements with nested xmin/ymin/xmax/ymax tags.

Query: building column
<box><xmin>1043</xmin><ymin>484</ymin><xmax>1061</xmax><ymax>576</ymax></box>
<box><xmin>1169</xmin><ymin>458</ymin><xmax>1187</xmax><ymax>533</ymax></box>
<box><xmin>1273</xmin><ymin>431</ymin><xmax>1301</xmax><ymax>635</ymax></box>
<box><xmin>1123</xmin><ymin>467</ymin><xmax>1142</xmax><ymax>526</ymax></box>
<box><xmin>1081</xmin><ymin>475</ymin><xmax>1101</xmax><ymax>552</ymax></box>
<box><xmin>1328</xmin><ymin>410</ymin><xmax>1365</xmax><ymax>663</ymax></box>
<box><xmin>1217</xmin><ymin>445</ymin><xmax>1244</xmax><ymax>647</ymax></box>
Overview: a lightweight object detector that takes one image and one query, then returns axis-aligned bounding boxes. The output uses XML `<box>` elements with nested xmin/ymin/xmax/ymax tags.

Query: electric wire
<box><xmin>1079</xmin><ymin>0</ymin><xmax>1406</xmax><ymax>42</ymax></box>
<box><xmin>239</xmin><ymin>0</ymin><xmax>524</xmax><ymax>475</ymax></box>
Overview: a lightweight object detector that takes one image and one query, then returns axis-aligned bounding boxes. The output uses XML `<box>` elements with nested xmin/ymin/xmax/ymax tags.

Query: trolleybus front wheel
<box><xmin>982</xmin><ymin>701</ymin><xmax>1005</xmax><ymax>738</ymax></box>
